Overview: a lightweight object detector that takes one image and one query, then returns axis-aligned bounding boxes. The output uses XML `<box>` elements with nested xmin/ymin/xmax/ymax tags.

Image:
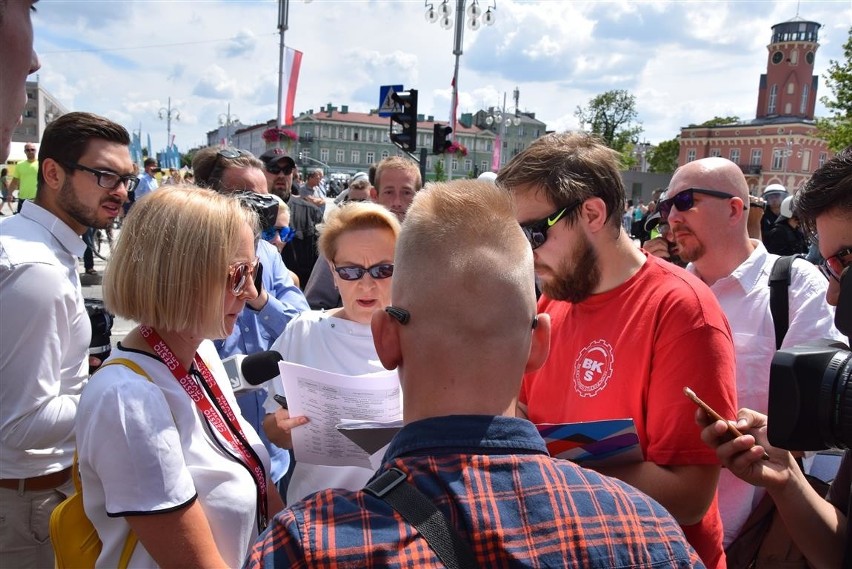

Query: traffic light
<box><xmin>389</xmin><ymin>89</ymin><xmax>418</xmax><ymax>152</ymax></box>
<box><xmin>432</xmin><ymin>124</ymin><xmax>452</xmax><ymax>154</ymax></box>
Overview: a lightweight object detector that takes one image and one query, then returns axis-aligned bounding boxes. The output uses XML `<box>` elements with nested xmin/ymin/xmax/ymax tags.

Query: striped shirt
<box><xmin>245</xmin><ymin>415</ymin><xmax>703</xmax><ymax>568</ymax></box>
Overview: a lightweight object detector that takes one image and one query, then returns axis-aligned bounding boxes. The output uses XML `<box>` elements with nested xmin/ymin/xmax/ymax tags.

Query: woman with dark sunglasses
<box><xmin>75</xmin><ymin>186</ymin><xmax>283</xmax><ymax>567</ymax></box>
<box><xmin>262</xmin><ymin>202</ymin><xmax>401</xmax><ymax>505</ymax></box>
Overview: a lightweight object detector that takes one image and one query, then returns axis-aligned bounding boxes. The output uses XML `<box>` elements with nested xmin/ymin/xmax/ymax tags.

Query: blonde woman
<box><xmin>76</xmin><ymin>186</ymin><xmax>282</xmax><ymax>568</ymax></box>
<box><xmin>263</xmin><ymin>202</ymin><xmax>400</xmax><ymax>504</ymax></box>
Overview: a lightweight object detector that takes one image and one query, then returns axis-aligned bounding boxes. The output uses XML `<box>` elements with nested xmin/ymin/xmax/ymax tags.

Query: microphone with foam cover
<box><xmin>240</xmin><ymin>350</ymin><xmax>284</xmax><ymax>386</ymax></box>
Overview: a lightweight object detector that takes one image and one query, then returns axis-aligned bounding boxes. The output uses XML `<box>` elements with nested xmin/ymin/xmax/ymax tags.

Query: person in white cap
<box><xmin>764</xmin><ymin>195</ymin><xmax>809</xmax><ymax>256</ymax></box>
<box><xmin>760</xmin><ymin>183</ymin><xmax>789</xmax><ymax>238</ymax></box>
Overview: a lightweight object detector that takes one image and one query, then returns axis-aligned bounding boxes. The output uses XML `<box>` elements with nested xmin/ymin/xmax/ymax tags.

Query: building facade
<box><xmin>678</xmin><ymin>18</ymin><xmax>833</xmax><ymax>194</ymax></box>
<box><xmin>12</xmin><ymin>80</ymin><xmax>69</xmax><ymax>144</ymax></box>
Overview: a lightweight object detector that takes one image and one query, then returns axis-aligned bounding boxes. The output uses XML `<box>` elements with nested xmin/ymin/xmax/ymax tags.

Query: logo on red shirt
<box><xmin>573</xmin><ymin>339</ymin><xmax>614</xmax><ymax>397</ymax></box>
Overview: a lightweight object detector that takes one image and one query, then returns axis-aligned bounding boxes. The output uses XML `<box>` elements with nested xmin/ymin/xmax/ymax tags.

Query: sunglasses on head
<box><xmin>228</xmin><ymin>257</ymin><xmax>259</xmax><ymax>295</ymax></box>
<box><xmin>333</xmin><ymin>263</ymin><xmax>394</xmax><ymax>281</ymax></box>
<box><xmin>265</xmin><ymin>163</ymin><xmax>294</xmax><ymax>175</ymax></box>
<box><xmin>658</xmin><ymin>188</ymin><xmax>741</xmax><ymax>221</ymax></box>
<box><xmin>819</xmin><ymin>247</ymin><xmax>852</xmax><ymax>282</ymax></box>
<box><xmin>520</xmin><ymin>201</ymin><xmax>582</xmax><ymax>250</ymax></box>
<box><xmin>262</xmin><ymin>225</ymin><xmax>295</xmax><ymax>243</ymax></box>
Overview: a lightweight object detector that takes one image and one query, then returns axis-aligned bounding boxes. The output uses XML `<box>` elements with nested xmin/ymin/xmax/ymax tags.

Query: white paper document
<box><xmin>278</xmin><ymin>361</ymin><xmax>401</xmax><ymax>468</ymax></box>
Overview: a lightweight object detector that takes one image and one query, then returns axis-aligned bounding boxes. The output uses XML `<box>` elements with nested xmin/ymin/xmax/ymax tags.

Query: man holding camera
<box><xmin>0</xmin><ymin>112</ymin><xmax>133</xmax><ymax>566</ymax></box>
<box><xmin>699</xmin><ymin>147</ymin><xmax>852</xmax><ymax>568</ymax></box>
<box><xmin>656</xmin><ymin>156</ymin><xmax>842</xmax><ymax>549</ymax></box>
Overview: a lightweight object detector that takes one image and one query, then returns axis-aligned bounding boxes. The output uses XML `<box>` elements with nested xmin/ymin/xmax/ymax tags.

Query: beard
<box><xmin>672</xmin><ymin>226</ymin><xmax>705</xmax><ymax>262</ymax></box>
<box><xmin>538</xmin><ymin>232</ymin><xmax>601</xmax><ymax>303</ymax></box>
<box><xmin>58</xmin><ymin>177</ymin><xmax>119</xmax><ymax>229</ymax></box>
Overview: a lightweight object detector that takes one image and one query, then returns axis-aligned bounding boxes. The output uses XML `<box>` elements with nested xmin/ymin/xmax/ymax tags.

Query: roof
<box><xmin>295</xmin><ymin>109</ymin><xmax>484</xmax><ymax>134</ymax></box>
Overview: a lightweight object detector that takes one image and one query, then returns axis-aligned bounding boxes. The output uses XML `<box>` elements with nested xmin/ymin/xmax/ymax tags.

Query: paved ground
<box><xmin>79</xmin><ymin>239</ymin><xmax>134</xmax><ymax>346</ymax></box>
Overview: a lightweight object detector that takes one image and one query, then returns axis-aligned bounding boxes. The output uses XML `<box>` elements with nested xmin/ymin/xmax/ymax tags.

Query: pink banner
<box><xmin>491</xmin><ymin>134</ymin><xmax>502</xmax><ymax>171</ymax></box>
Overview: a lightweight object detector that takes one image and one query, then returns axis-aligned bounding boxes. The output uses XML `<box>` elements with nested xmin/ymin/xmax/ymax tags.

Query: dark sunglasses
<box><xmin>819</xmin><ymin>247</ymin><xmax>852</xmax><ymax>282</ymax></box>
<box><xmin>61</xmin><ymin>161</ymin><xmax>139</xmax><ymax>193</ymax></box>
<box><xmin>228</xmin><ymin>257</ymin><xmax>259</xmax><ymax>295</ymax></box>
<box><xmin>24</xmin><ymin>148</ymin><xmax>36</xmax><ymax>153</ymax></box>
<box><xmin>520</xmin><ymin>201</ymin><xmax>581</xmax><ymax>250</ymax></box>
<box><xmin>333</xmin><ymin>263</ymin><xmax>394</xmax><ymax>281</ymax></box>
<box><xmin>262</xmin><ymin>226</ymin><xmax>295</xmax><ymax>243</ymax></box>
<box><xmin>658</xmin><ymin>188</ymin><xmax>741</xmax><ymax>221</ymax></box>
<box><xmin>266</xmin><ymin>163</ymin><xmax>294</xmax><ymax>175</ymax></box>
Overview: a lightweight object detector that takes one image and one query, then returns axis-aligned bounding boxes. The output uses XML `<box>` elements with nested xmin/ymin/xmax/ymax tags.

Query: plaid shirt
<box><xmin>245</xmin><ymin>415</ymin><xmax>703</xmax><ymax>568</ymax></box>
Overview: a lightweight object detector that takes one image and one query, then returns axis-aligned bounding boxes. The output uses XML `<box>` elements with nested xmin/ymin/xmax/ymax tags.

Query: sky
<box><xmin>31</xmin><ymin>0</ymin><xmax>851</xmax><ymax>155</ymax></box>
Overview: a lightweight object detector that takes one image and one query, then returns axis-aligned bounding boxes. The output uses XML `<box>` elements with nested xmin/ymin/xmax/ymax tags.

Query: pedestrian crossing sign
<box><xmin>378</xmin><ymin>85</ymin><xmax>404</xmax><ymax>117</ymax></box>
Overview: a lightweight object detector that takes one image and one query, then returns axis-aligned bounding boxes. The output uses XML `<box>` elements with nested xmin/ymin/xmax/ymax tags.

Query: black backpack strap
<box><xmin>364</xmin><ymin>468</ymin><xmax>478</xmax><ymax>569</ymax></box>
<box><xmin>768</xmin><ymin>255</ymin><xmax>798</xmax><ymax>350</ymax></box>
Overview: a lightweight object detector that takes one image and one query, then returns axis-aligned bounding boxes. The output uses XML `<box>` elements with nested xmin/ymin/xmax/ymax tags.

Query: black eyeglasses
<box><xmin>819</xmin><ymin>247</ymin><xmax>852</xmax><ymax>282</ymax></box>
<box><xmin>265</xmin><ymin>162</ymin><xmax>294</xmax><ymax>175</ymax></box>
<box><xmin>61</xmin><ymin>162</ymin><xmax>139</xmax><ymax>192</ymax></box>
<box><xmin>520</xmin><ymin>201</ymin><xmax>581</xmax><ymax>250</ymax></box>
<box><xmin>333</xmin><ymin>263</ymin><xmax>394</xmax><ymax>281</ymax></box>
<box><xmin>658</xmin><ymin>188</ymin><xmax>741</xmax><ymax>221</ymax></box>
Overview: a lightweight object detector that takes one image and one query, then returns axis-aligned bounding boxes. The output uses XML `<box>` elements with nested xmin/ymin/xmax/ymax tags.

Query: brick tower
<box><xmin>755</xmin><ymin>20</ymin><xmax>821</xmax><ymax>120</ymax></box>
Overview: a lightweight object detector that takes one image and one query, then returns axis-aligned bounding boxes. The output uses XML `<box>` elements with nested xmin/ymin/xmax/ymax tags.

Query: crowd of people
<box><xmin>2</xmin><ymin>2</ymin><xmax>852</xmax><ymax>567</ymax></box>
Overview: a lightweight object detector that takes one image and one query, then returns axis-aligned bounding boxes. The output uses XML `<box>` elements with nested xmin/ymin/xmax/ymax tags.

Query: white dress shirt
<box><xmin>0</xmin><ymin>201</ymin><xmax>90</xmax><ymax>478</ymax></box>
<box><xmin>689</xmin><ymin>240</ymin><xmax>843</xmax><ymax>546</ymax></box>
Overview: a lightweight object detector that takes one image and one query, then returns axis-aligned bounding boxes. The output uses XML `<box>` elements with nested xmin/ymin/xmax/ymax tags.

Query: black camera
<box><xmin>768</xmin><ymin>267</ymin><xmax>852</xmax><ymax>450</ymax></box>
<box><xmin>84</xmin><ymin>298</ymin><xmax>114</xmax><ymax>365</ymax></box>
<box><xmin>233</xmin><ymin>191</ymin><xmax>278</xmax><ymax>231</ymax></box>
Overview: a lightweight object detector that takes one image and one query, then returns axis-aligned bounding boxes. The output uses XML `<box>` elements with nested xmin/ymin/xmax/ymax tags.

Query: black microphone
<box><xmin>240</xmin><ymin>350</ymin><xmax>284</xmax><ymax>386</ymax></box>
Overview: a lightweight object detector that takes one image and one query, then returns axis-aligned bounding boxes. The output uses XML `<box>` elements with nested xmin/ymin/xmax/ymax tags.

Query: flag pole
<box><xmin>276</xmin><ymin>0</ymin><xmax>290</xmax><ymax>133</ymax></box>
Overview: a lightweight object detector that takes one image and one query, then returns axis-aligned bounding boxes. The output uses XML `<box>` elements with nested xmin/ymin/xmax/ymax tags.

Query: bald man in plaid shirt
<box><xmin>245</xmin><ymin>179</ymin><xmax>702</xmax><ymax>568</ymax></box>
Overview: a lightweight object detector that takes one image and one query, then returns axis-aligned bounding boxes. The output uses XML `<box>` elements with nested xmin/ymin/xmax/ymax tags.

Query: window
<box><xmin>351</xmin><ymin>151</ymin><xmax>360</xmax><ymax>164</ymax></box>
<box><xmin>687</xmin><ymin>149</ymin><xmax>696</xmax><ymax>163</ymax></box>
<box><xmin>772</xmin><ymin>148</ymin><xmax>784</xmax><ymax>170</ymax></box>
<box><xmin>787</xmin><ymin>82</ymin><xmax>795</xmax><ymax>94</ymax></box>
<box><xmin>802</xmin><ymin>150</ymin><xmax>811</xmax><ymax>172</ymax></box>
<box><xmin>784</xmin><ymin>103</ymin><xmax>792</xmax><ymax>114</ymax></box>
<box><xmin>426</xmin><ymin>158</ymin><xmax>432</xmax><ymax>170</ymax></box>
<box><xmin>381</xmin><ymin>150</ymin><xmax>389</xmax><ymax>160</ymax></box>
<box><xmin>336</xmin><ymin>149</ymin><xmax>345</xmax><ymax>162</ymax></box>
<box><xmin>368</xmin><ymin>129</ymin><xmax>376</xmax><ymax>142</ymax></box>
<box><xmin>819</xmin><ymin>152</ymin><xmax>827</xmax><ymax>168</ymax></box>
<box><xmin>353</xmin><ymin>132</ymin><xmax>359</xmax><ymax>141</ymax></box>
<box><xmin>336</xmin><ymin>127</ymin><xmax>343</xmax><ymax>140</ymax></box>
<box><xmin>751</xmin><ymin>149</ymin><xmax>762</xmax><ymax>166</ymax></box>
<box><xmin>800</xmin><ymin>84</ymin><xmax>809</xmax><ymax>114</ymax></box>
<box><xmin>481</xmin><ymin>160</ymin><xmax>488</xmax><ymax>173</ymax></box>
<box><xmin>710</xmin><ymin>148</ymin><xmax>721</xmax><ymax>158</ymax></box>
<box><xmin>464</xmin><ymin>159</ymin><xmax>472</xmax><ymax>172</ymax></box>
<box><xmin>320</xmin><ymin>149</ymin><xmax>329</xmax><ymax>162</ymax></box>
<box><xmin>730</xmin><ymin>149</ymin><xmax>741</xmax><ymax>164</ymax></box>
<box><xmin>451</xmin><ymin>159</ymin><xmax>458</xmax><ymax>171</ymax></box>
<box><xmin>366</xmin><ymin>151</ymin><xmax>375</xmax><ymax>164</ymax></box>
<box><xmin>790</xmin><ymin>50</ymin><xmax>798</xmax><ymax>65</ymax></box>
<box><xmin>768</xmin><ymin>85</ymin><xmax>778</xmax><ymax>114</ymax></box>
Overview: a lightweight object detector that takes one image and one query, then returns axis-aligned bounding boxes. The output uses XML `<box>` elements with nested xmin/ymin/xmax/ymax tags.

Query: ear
<box><xmin>40</xmin><ymin>158</ymin><xmax>64</xmax><ymax>192</ymax></box>
<box><xmin>369</xmin><ymin>186</ymin><xmax>379</xmax><ymax>201</ymax></box>
<box><xmin>371</xmin><ymin>308</ymin><xmax>402</xmax><ymax>371</ymax></box>
<box><xmin>525</xmin><ymin>313</ymin><xmax>551</xmax><ymax>373</ymax></box>
<box><xmin>580</xmin><ymin>197</ymin><xmax>608</xmax><ymax>233</ymax></box>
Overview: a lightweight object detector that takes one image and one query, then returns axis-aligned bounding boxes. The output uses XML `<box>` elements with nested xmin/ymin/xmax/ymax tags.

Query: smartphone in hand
<box><xmin>273</xmin><ymin>394</ymin><xmax>288</xmax><ymax>409</ymax></box>
<box><xmin>684</xmin><ymin>386</ymin><xmax>770</xmax><ymax>460</ymax></box>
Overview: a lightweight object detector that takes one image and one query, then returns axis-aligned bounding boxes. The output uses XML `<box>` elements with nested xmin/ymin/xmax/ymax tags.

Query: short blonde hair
<box><xmin>317</xmin><ymin>202</ymin><xmax>401</xmax><ymax>262</ymax></box>
<box><xmin>104</xmin><ymin>185</ymin><xmax>258</xmax><ymax>338</ymax></box>
<box><xmin>375</xmin><ymin>156</ymin><xmax>422</xmax><ymax>191</ymax></box>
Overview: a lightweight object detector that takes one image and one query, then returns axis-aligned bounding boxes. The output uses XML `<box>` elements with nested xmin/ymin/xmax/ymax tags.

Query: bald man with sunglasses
<box><xmin>659</xmin><ymin>156</ymin><xmax>842</xmax><ymax>550</ymax></box>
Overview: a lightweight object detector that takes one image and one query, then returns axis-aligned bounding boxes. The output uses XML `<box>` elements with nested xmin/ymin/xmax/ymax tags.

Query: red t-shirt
<box><xmin>522</xmin><ymin>253</ymin><xmax>737</xmax><ymax>569</ymax></box>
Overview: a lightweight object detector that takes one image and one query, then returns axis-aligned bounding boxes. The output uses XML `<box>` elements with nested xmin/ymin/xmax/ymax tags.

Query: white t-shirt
<box><xmin>76</xmin><ymin>341</ymin><xmax>270</xmax><ymax>568</ymax></box>
<box><xmin>264</xmin><ymin>310</ymin><xmax>395</xmax><ymax>504</ymax></box>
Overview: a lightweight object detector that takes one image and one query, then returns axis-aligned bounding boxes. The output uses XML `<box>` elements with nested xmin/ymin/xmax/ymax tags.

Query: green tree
<box><xmin>574</xmin><ymin>89</ymin><xmax>643</xmax><ymax>152</ymax></box>
<box><xmin>647</xmin><ymin>138</ymin><xmax>680</xmax><ymax>173</ymax></box>
<box><xmin>433</xmin><ymin>159</ymin><xmax>446</xmax><ymax>182</ymax></box>
<box><xmin>816</xmin><ymin>26</ymin><xmax>852</xmax><ymax>151</ymax></box>
<box><xmin>687</xmin><ymin>116</ymin><xmax>741</xmax><ymax>128</ymax></box>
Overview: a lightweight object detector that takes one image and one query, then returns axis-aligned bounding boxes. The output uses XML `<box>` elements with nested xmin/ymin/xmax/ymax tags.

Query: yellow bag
<box><xmin>49</xmin><ymin>358</ymin><xmax>151</xmax><ymax>569</ymax></box>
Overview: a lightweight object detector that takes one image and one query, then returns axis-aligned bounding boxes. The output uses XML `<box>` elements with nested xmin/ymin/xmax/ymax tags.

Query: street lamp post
<box><xmin>158</xmin><ymin>97</ymin><xmax>180</xmax><ymax>153</ymax></box>
<box><xmin>425</xmin><ymin>0</ymin><xmax>496</xmax><ymax>179</ymax></box>
<box><xmin>218</xmin><ymin>103</ymin><xmax>239</xmax><ymax>146</ymax></box>
<box><xmin>483</xmin><ymin>89</ymin><xmax>520</xmax><ymax>171</ymax></box>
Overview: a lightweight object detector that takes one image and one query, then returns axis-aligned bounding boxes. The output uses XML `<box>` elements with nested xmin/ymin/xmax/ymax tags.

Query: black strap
<box><xmin>768</xmin><ymin>255</ymin><xmax>799</xmax><ymax>350</ymax></box>
<box><xmin>364</xmin><ymin>468</ymin><xmax>478</xmax><ymax>569</ymax></box>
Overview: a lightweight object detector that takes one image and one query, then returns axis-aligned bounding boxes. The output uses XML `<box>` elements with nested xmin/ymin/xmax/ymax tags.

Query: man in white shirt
<box><xmin>134</xmin><ymin>156</ymin><xmax>159</xmax><ymax>202</ymax></box>
<box><xmin>659</xmin><ymin>156</ymin><xmax>843</xmax><ymax>548</ymax></box>
<box><xmin>0</xmin><ymin>112</ymin><xmax>134</xmax><ymax>566</ymax></box>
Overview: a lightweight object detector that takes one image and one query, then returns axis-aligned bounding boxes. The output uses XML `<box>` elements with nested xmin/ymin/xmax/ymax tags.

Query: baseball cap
<box><xmin>762</xmin><ymin>183</ymin><xmax>788</xmax><ymax>197</ymax></box>
<box><xmin>259</xmin><ymin>148</ymin><xmax>296</xmax><ymax>168</ymax></box>
<box><xmin>351</xmin><ymin>171</ymin><xmax>369</xmax><ymax>183</ymax></box>
<box><xmin>644</xmin><ymin>211</ymin><xmax>662</xmax><ymax>232</ymax></box>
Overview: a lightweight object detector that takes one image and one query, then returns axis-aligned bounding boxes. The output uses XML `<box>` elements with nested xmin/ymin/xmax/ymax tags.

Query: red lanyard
<box><xmin>139</xmin><ymin>326</ymin><xmax>268</xmax><ymax>531</ymax></box>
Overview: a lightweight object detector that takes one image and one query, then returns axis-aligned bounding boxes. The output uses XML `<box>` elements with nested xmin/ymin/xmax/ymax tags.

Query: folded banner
<box><xmin>280</xmin><ymin>47</ymin><xmax>303</xmax><ymax>126</ymax></box>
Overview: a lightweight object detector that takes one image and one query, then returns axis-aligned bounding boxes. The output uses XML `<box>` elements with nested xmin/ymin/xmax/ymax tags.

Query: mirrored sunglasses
<box><xmin>228</xmin><ymin>257</ymin><xmax>259</xmax><ymax>295</ymax></box>
<box><xmin>819</xmin><ymin>247</ymin><xmax>852</xmax><ymax>282</ymax></box>
<box><xmin>333</xmin><ymin>263</ymin><xmax>394</xmax><ymax>281</ymax></box>
<box><xmin>262</xmin><ymin>226</ymin><xmax>295</xmax><ymax>243</ymax></box>
<box><xmin>658</xmin><ymin>188</ymin><xmax>741</xmax><ymax>221</ymax></box>
<box><xmin>520</xmin><ymin>201</ymin><xmax>581</xmax><ymax>250</ymax></box>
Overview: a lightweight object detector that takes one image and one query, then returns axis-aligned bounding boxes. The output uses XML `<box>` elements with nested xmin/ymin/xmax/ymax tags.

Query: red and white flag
<box><xmin>279</xmin><ymin>47</ymin><xmax>303</xmax><ymax>126</ymax></box>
